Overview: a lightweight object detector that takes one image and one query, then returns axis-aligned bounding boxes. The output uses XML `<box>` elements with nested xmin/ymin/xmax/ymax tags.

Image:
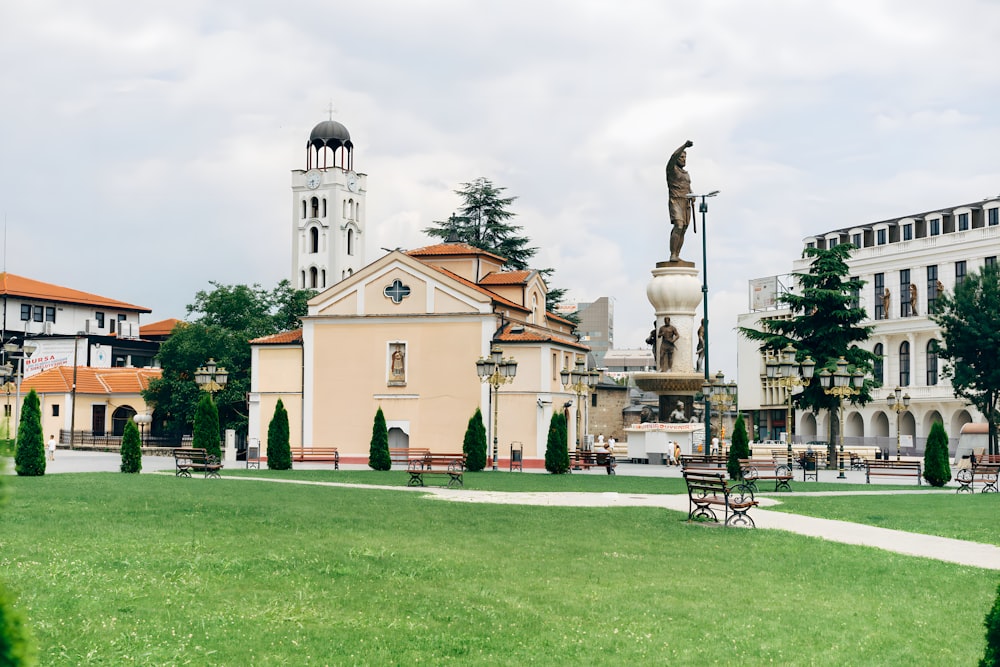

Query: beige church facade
<box><xmin>248</xmin><ymin>242</ymin><xmax>589</xmax><ymax>467</ymax></box>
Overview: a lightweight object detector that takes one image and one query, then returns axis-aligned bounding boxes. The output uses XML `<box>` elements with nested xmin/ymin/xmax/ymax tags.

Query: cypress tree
<box><xmin>923</xmin><ymin>421</ymin><xmax>951</xmax><ymax>487</ymax></box>
<box><xmin>545</xmin><ymin>412</ymin><xmax>570</xmax><ymax>474</ymax></box>
<box><xmin>728</xmin><ymin>414</ymin><xmax>751</xmax><ymax>480</ymax></box>
<box><xmin>368</xmin><ymin>407</ymin><xmax>391</xmax><ymax>471</ymax></box>
<box><xmin>266</xmin><ymin>399</ymin><xmax>292</xmax><ymax>470</ymax></box>
<box><xmin>192</xmin><ymin>393</ymin><xmax>221</xmax><ymax>459</ymax></box>
<box><xmin>120</xmin><ymin>419</ymin><xmax>143</xmax><ymax>473</ymax></box>
<box><xmin>982</xmin><ymin>581</ymin><xmax>1000</xmax><ymax>667</ymax></box>
<box><xmin>14</xmin><ymin>390</ymin><xmax>45</xmax><ymax>477</ymax></box>
<box><xmin>463</xmin><ymin>408</ymin><xmax>488</xmax><ymax>472</ymax></box>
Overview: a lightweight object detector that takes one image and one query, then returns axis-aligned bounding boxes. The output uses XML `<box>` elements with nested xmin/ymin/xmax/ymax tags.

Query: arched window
<box><xmin>926</xmin><ymin>340</ymin><xmax>939</xmax><ymax>386</ymax></box>
<box><xmin>347</xmin><ymin>229</ymin><xmax>355</xmax><ymax>256</ymax></box>
<box><xmin>301</xmin><ymin>200</ymin><xmax>306</xmax><ymax>219</ymax></box>
<box><xmin>343</xmin><ymin>199</ymin><xmax>349</xmax><ymax>218</ymax></box>
<box><xmin>311</xmin><ymin>197</ymin><xmax>319</xmax><ymax>218</ymax></box>
<box><xmin>321</xmin><ymin>269</ymin><xmax>326</xmax><ymax>288</ymax></box>
<box><xmin>322</xmin><ymin>198</ymin><xmax>327</xmax><ymax>218</ymax></box>
<box><xmin>309</xmin><ymin>267</ymin><xmax>318</xmax><ymax>289</ymax></box>
<box><xmin>873</xmin><ymin>343</ymin><xmax>884</xmax><ymax>385</ymax></box>
<box><xmin>300</xmin><ymin>270</ymin><xmax>306</xmax><ymax>289</ymax></box>
<box><xmin>309</xmin><ymin>227</ymin><xmax>319</xmax><ymax>253</ymax></box>
<box><xmin>355</xmin><ymin>201</ymin><xmax>361</xmax><ymax>220</ymax></box>
<box><xmin>899</xmin><ymin>341</ymin><xmax>910</xmax><ymax>387</ymax></box>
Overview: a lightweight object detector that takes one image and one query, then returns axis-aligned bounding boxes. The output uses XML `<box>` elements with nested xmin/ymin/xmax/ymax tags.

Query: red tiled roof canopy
<box><xmin>406</xmin><ymin>243</ymin><xmax>507</xmax><ymax>263</ymax></box>
<box><xmin>479</xmin><ymin>270</ymin><xmax>533</xmax><ymax>286</ymax></box>
<box><xmin>0</xmin><ymin>273</ymin><xmax>151</xmax><ymax>312</ymax></box>
<box><xmin>140</xmin><ymin>318</ymin><xmax>185</xmax><ymax>337</ymax></box>
<box><xmin>250</xmin><ymin>329</ymin><xmax>303</xmax><ymax>345</ymax></box>
<box><xmin>21</xmin><ymin>366</ymin><xmax>161</xmax><ymax>395</ymax></box>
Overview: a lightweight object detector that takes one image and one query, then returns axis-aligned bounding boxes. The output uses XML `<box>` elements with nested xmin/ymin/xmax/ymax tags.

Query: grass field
<box><xmin>0</xmin><ymin>471</ymin><xmax>996</xmax><ymax>665</ymax></box>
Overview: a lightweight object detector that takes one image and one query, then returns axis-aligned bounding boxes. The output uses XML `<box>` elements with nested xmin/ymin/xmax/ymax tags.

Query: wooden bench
<box><xmin>739</xmin><ymin>458</ymin><xmax>793</xmax><ymax>492</ymax></box>
<box><xmin>570</xmin><ymin>451</ymin><xmax>616</xmax><ymax>475</ymax></box>
<box><xmin>680</xmin><ymin>454</ymin><xmax>729</xmax><ymax>474</ymax></box>
<box><xmin>682</xmin><ymin>470</ymin><xmax>759</xmax><ymax>528</ymax></box>
<box><xmin>865</xmin><ymin>460</ymin><xmax>922</xmax><ymax>485</ymax></box>
<box><xmin>956</xmin><ymin>463</ymin><xmax>1000</xmax><ymax>493</ymax></box>
<box><xmin>173</xmin><ymin>448</ymin><xmax>223</xmax><ymax>479</ymax></box>
<box><xmin>290</xmin><ymin>447</ymin><xmax>340</xmax><ymax>469</ymax></box>
<box><xmin>390</xmin><ymin>447</ymin><xmax>431</xmax><ymax>468</ymax></box>
<box><xmin>407</xmin><ymin>453</ymin><xmax>466</xmax><ymax>488</ymax></box>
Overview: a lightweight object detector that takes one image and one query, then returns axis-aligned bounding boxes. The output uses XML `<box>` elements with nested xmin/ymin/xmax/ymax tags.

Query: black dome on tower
<box><xmin>308</xmin><ymin>120</ymin><xmax>352</xmax><ymax>151</ymax></box>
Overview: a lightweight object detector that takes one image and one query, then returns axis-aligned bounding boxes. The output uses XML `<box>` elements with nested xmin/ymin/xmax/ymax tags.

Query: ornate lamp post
<box><xmin>688</xmin><ymin>190</ymin><xmax>720</xmax><ymax>444</ymax></box>
<box><xmin>702</xmin><ymin>370</ymin><xmax>737</xmax><ymax>454</ymax></box>
<box><xmin>0</xmin><ymin>363</ymin><xmax>12</xmax><ymax>440</ymax></box>
<box><xmin>3</xmin><ymin>340</ymin><xmax>37</xmax><ymax>441</ymax></box>
<box><xmin>476</xmin><ymin>345</ymin><xmax>518</xmax><ymax>471</ymax></box>
<box><xmin>886</xmin><ymin>386</ymin><xmax>911</xmax><ymax>461</ymax></box>
<box><xmin>194</xmin><ymin>358</ymin><xmax>229</xmax><ymax>396</ymax></box>
<box><xmin>561</xmin><ymin>359</ymin><xmax>598</xmax><ymax>453</ymax></box>
<box><xmin>818</xmin><ymin>357</ymin><xmax>866</xmax><ymax>479</ymax></box>
<box><xmin>765</xmin><ymin>344</ymin><xmax>815</xmax><ymax>469</ymax></box>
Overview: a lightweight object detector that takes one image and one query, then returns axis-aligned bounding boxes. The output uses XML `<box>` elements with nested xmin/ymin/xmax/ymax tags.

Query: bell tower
<box><xmin>291</xmin><ymin>118</ymin><xmax>367</xmax><ymax>290</ymax></box>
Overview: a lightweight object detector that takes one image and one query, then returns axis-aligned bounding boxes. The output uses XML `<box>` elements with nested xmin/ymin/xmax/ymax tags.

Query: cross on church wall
<box><xmin>383</xmin><ymin>279</ymin><xmax>411</xmax><ymax>304</ymax></box>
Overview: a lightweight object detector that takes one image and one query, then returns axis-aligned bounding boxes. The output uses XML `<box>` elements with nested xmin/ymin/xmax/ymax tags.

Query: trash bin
<box><xmin>875</xmin><ymin>449</ymin><xmax>882</xmax><ymax>460</ymax></box>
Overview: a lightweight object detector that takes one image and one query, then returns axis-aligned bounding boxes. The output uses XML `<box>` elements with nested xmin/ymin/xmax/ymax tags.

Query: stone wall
<box><xmin>589</xmin><ymin>384</ymin><xmax>630</xmax><ymax>442</ymax></box>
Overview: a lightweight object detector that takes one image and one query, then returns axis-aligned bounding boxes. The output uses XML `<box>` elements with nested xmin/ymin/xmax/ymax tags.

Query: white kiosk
<box><xmin>625</xmin><ymin>422</ymin><xmax>705</xmax><ymax>464</ymax></box>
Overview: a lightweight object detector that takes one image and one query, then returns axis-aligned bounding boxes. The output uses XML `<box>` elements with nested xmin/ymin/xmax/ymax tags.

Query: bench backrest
<box><xmin>174</xmin><ymin>448</ymin><xmax>209</xmax><ymax>459</ymax></box>
<box><xmin>683</xmin><ymin>470</ymin><xmax>728</xmax><ymax>492</ymax></box>
<box><xmin>867</xmin><ymin>460</ymin><xmax>921</xmax><ymax>469</ymax></box>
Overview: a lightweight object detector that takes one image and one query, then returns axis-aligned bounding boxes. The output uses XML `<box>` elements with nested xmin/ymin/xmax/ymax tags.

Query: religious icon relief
<box><xmin>388</xmin><ymin>342</ymin><xmax>406</xmax><ymax>386</ymax></box>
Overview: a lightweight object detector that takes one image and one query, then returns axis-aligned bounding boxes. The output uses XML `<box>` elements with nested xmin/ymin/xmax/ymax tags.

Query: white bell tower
<box><xmin>291</xmin><ymin>118</ymin><xmax>367</xmax><ymax>290</ymax></box>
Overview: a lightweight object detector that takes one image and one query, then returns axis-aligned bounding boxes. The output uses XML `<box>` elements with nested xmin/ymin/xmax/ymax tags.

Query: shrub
<box><xmin>192</xmin><ymin>393</ymin><xmax>221</xmax><ymax>459</ymax></box>
<box><xmin>545</xmin><ymin>412</ymin><xmax>570</xmax><ymax>474</ymax></box>
<box><xmin>923</xmin><ymin>421</ymin><xmax>951</xmax><ymax>487</ymax></box>
<box><xmin>727</xmin><ymin>414</ymin><xmax>750</xmax><ymax>480</ymax></box>
<box><xmin>0</xmin><ymin>579</ymin><xmax>35</xmax><ymax>667</ymax></box>
<box><xmin>119</xmin><ymin>420</ymin><xmax>143</xmax><ymax>473</ymax></box>
<box><xmin>267</xmin><ymin>399</ymin><xmax>292</xmax><ymax>470</ymax></box>
<box><xmin>14</xmin><ymin>390</ymin><xmax>44</xmax><ymax>477</ymax></box>
<box><xmin>368</xmin><ymin>407</ymin><xmax>391</xmax><ymax>471</ymax></box>
<box><xmin>463</xmin><ymin>408</ymin><xmax>488</xmax><ymax>472</ymax></box>
<box><xmin>982</xmin><ymin>581</ymin><xmax>1000</xmax><ymax>667</ymax></box>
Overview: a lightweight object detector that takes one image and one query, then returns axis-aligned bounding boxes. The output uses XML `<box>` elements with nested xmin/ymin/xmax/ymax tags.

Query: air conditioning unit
<box><xmin>85</xmin><ymin>319</ymin><xmax>94</xmax><ymax>334</ymax></box>
<box><xmin>43</xmin><ymin>322</ymin><xmax>53</xmax><ymax>335</ymax></box>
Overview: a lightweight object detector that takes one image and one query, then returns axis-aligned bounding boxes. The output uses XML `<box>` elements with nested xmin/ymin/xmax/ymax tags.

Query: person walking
<box><xmin>47</xmin><ymin>434</ymin><xmax>57</xmax><ymax>462</ymax></box>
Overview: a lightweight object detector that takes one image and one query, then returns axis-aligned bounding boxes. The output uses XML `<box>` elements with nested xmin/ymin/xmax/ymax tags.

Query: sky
<box><xmin>2</xmin><ymin>1</ymin><xmax>999</xmax><ymax>379</ymax></box>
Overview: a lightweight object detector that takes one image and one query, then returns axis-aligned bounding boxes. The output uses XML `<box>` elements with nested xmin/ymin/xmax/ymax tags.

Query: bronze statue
<box><xmin>657</xmin><ymin>317</ymin><xmax>680</xmax><ymax>372</ymax></box>
<box><xmin>669</xmin><ymin>400</ymin><xmax>687</xmax><ymax>423</ymax></box>
<box><xmin>665</xmin><ymin>140</ymin><xmax>694</xmax><ymax>262</ymax></box>
<box><xmin>695</xmin><ymin>319</ymin><xmax>705</xmax><ymax>372</ymax></box>
<box><xmin>909</xmin><ymin>283</ymin><xmax>918</xmax><ymax>316</ymax></box>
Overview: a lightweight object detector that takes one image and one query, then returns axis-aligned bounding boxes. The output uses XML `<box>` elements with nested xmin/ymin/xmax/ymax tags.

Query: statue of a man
<box><xmin>666</xmin><ymin>140</ymin><xmax>694</xmax><ymax>262</ymax></box>
<box><xmin>657</xmin><ymin>317</ymin><xmax>680</xmax><ymax>372</ymax></box>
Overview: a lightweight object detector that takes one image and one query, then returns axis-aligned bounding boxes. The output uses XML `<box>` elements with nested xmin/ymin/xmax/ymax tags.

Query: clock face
<box><xmin>306</xmin><ymin>171</ymin><xmax>321</xmax><ymax>189</ymax></box>
<box><xmin>346</xmin><ymin>172</ymin><xmax>359</xmax><ymax>192</ymax></box>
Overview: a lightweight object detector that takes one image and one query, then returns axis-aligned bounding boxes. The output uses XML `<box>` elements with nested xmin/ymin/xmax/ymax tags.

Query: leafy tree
<box><xmin>119</xmin><ymin>420</ymin><xmax>142</xmax><ymax>473</ymax></box>
<box><xmin>739</xmin><ymin>244</ymin><xmax>876</xmax><ymax>463</ymax></box>
<box><xmin>462</xmin><ymin>408</ymin><xmax>488</xmax><ymax>472</ymax></box>
<box><xmin>14</xmin><ymin>390</ymin><xmax>44</xmax><ymax>477</ymax></box>
<box><xmin>266</xmin><ymin>399</ymin><xmax>292</xmax><ymax>470</ymax></box>
<box><xmin>932</xmin><ymin>263</ymin><xmax>1000</xmax><ymax>455</ymax></box>
<box><xmin>727</xmin><ymin>414</ymin><xmax>750</xmax><ymax>480</ymax></box>
<box><xmin>192</xmin><ymin>393</ymin><xmax>221</xmax><ymax>459</ymax></box>
<box><xmin>368</xmin><ymin>407</ymin><xmax>391</xmax><ymax>471</ymax></box>
<box><xmin>983</xmin><ymin>581</ymin><xmax>1000</xmax><ymax>667</ymax></box>
<box><xmin>545</xmin><ymin>412</ymin><xmax>570</xmax><ymax>474</ymax></box>
<box><xmin>922</xmin><ymin>421</ymin><xmax>950</xmax><ymax>487</ymax></box>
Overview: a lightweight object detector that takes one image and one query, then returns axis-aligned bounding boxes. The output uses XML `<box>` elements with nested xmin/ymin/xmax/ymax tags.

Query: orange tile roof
<box><xmin>428</xmin><ymin>266</ymin><xmax>528</xmax><ymax>314</ymax></box>
<box><xmin>21</xmin><ymin>366</ymin><xmax>161</xmax><ymax>395</ymax></box>
<box><xmin>479</xmin><ymin>270</ymin><xmax>534</xmax><ymax>286</ymax></box>
<box><xmin>0</xmin><ymin>273</ymin><xmax>151</xmax><ymax>312</ymax></box>
<box><xmin>140</xmin><ymin>318</ymin><xmax>185</xmax><ymax>337</ymax></box>
<box><xmin>406</xmin><ymin>242</ymin><xmax>507</xmax><ymax>263</ymax></box>
<box><xmin>250</xmin><ymin>329</ymin><xmax>303</xmax><ymax>345</ymax></box>
<box><xmin>495</xmin><ymin>324</ymin><xmax>589</xmax><ymax>351</ymax></box>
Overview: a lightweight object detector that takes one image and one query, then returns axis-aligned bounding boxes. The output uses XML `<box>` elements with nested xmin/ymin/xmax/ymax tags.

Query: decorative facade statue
<box><xmin>665</xmin><ymin>140</ymin><xmax>694</xmax><ymax>262</ymax></box>
<box><xmin>669</xmin><ymin>400</ymin><xmax>687</xmax><ymax>423</ymax></box>
<box><xmin>657</xmin><ymin>317</ymin><xmax>680</xmax><ymax>372</ymax></box>
<box><xmin>695</xmin><ymin>319</ymin><xmax>705</xmax><ymax>372</ymax></box>
<box><xmin>882</xmin><ymin>288</ymin><xmax>891</xmax><ymax>318</ymax></box>
<box><xmin>909</xmin><ymin>283</ymin><xmax>918</xmax><ymax>316</ymax></box>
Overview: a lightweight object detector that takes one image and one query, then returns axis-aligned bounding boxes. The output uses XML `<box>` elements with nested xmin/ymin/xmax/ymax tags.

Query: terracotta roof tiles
<box><xmin>0</xmin><ymin>273</ymin><xmax>151</xmax><ymax>312</ymax></box>
<box><xmin>250</xmin><ymin>329</ymin><xmax>303</xmax><ymax>345</ymax></box>
<box><xmin>479</xmin><ymin>270</ymin><xmax>534</xmax><ymax>286</ymax></box>
<box><xmin>21</xmin><ymin>366</ymin><xmax>161</xmax><ymax>395</ymax></box>
<box><xmin>406</xmin><ymin>243</ymin><xmax>507</xmax><ymax>263</ymax></box>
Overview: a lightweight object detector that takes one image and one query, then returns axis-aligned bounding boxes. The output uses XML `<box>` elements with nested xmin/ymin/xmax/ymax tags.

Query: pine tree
<box><xmin>728</xmin><ymin>414</ymin><xmax>751</xmax><ymax>480</ymax></box>
<box><xmin>120</xmin><ymin>419</ymin><xmax>143</xmax><ymax>473</ymax></box>
<box><xmin>982</xmin><ymin>581</ymin><xmax>1000</xmax><ymax>667</ymax></box>
<box><xmin>14</xmin><ymin>390</ymin><xmax>45</xmax><ymax>477</ymax></box>
<box><xmin>923</xmin><ymin>421</ymin><xmax>951</xmax><ymax>487</ymax></box>
<box><xmin>463</xmin><ymin>408</ymin><xmax>488</xmax><ymax>472</ymax></box>
<box><xmin>368</xmin><ymin>407</ymin><xmax>391</xmax><ymax>471</ymax></box>
<box><xmin>266</xmin><ymin>399</ymin><xmax>292</xmax><ymax>470</ymax></box>
<box><xmin>192</xmin><ymin>393</ymin><xmax>221</xmax><ymax>459</ymax></box>
<box><xmin>545</xmin><ymin>412</ymin><xmax>570</xmax><ymax>474</ymax></box>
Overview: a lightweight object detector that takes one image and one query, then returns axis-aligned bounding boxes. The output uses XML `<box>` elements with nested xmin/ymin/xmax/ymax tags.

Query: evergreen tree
<box><xmin>462</xmin><ymin>408</ymin><xmax>488</xmax><ymax>472</ymax></box>
<box><xmin>368</xmin><ymin>407</ymin><xmax>391</xmax><ymax>471</ymax></box>
<box><xmin>266</xmin><ymin>399</ymin><xmax>292</xmax><ymax>470</ymax></box>
<box><xmin>14</xmin><ymin>390</ymin><xmax>44</xmax><ymax>477</ymax></box>
<box><xmin>545</xmin><ymin>412</ymin><xmax>570</xmax><ymax>474</ymax></box>
<box><xmin>932</xmin><ymin>263</ymin><xmax>1000</xmax><ymax>455</ymax></box>
<box><xmin>727</xmin><ymin>414</ymin><xmax>751</xmax><ymax>480</ymax></box>
<box><xmin>922</xmin><ymin>421</ymin><xmax>951</xmax><ymax>487</ymax></box>
<box><xmin>192</xmin><ymin>393</ymin><xmax>221</xmax><ymax>459</ymax></box>
<box><xmin>982</xmin><ymin>581</ymin><xmax>1000</xmax><ymax>667</ymax></box>
<box><xmin>739</xmin><ymin>244</ymin><xmax>876</xmax><ymax>463</ymax></box>
<box><xmin>119</xmin><ymin>420</ymin><xmax>142</xmax><ymax>473</ymax></box>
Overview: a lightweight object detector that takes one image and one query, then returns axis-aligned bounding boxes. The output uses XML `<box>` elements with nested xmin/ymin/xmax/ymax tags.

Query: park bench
<box><xmin>739</xmin><ymin>458</ymin><xmax>793</xmax><ymax>492</ymax></box>
<box><xmin>865</xmin><ymin>460</ymin><xmax>922</xmax><ymax>485</ymax></box>
<box><xmin>246</xmin><ymin>441</ymin><xmax>261</xmax><ymax>470</ymax></box>
<box><xmin>289</xmin><ymin>447</ymin><xmax>340</xmax><ymax>469</ymax></box>
<box><xmin>570</xmin><ymin>450</ymin><xmax>616</xmax><ymax>475</ymax></box>
<box><xmin>682</xmin><ymin>470</ymin><xmax>758</xmax><ymax>528</ymax></box>
<box><xmin>955</xmin><ymin>462</ymin><xmax>1000</xmax><ymax>493</ymax></box>
<box><xmin>173</xmin><ymin>447</ymin><xmax>223</xmax><ymax>479</ymax></box>
<box><xmin>407</xmin><ymin>453</ymin><xmax>466</xmax><ymax>488</ymax></box>
<box><xmin>390</xmin><ymin>447</ymin><xmax>431</xmax><ymax>468</ymax></box>
<box><xmin>680</xmin><ymin>454</ymin><xmax>729</xmax><ymax>474</ymax></box>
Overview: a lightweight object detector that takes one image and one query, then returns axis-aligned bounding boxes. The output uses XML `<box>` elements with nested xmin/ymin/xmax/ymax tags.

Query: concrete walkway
<box><xmin>7</xmin><ymin>450</ymin><xmax>1000</xmax><ymax>570</ymax></box>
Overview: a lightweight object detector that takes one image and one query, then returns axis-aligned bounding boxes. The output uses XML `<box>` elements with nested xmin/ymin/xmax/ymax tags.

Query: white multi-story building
<box><xmin>737</xmin><ymin>196</ymin><xmax>1000</xmax><ymax>451</ymax></box>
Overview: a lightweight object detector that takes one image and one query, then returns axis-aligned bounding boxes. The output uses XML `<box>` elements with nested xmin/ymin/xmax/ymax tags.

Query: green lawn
<box><xmin>0</xmin><ymin>473</ymin><xmax>995</xmax><ymax>665</ymax></box>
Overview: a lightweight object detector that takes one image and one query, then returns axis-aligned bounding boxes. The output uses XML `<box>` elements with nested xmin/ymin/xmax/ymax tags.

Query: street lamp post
<box><xmin>765</xmin><ymin>344</ymin><xmax>815</xmax><ymax>469</ymax></box>
<box><xmin>476</xmin><ymin>345</ymin><xmax>518</xmax><ymax>471</ymax></box>
<box><xmin>3</xmin><ymin>340</ymin><xmax>38</xmax><ymax>441</ymax></box>
<box><xmin>194</xmin><ymin>358</ymin><xmax>229</xmax><ymax>396</ymax></box>
<box><xmin>702</xmin><ymin>370</ymin><xmax>737</xmax><ymax>455</ymax></box>
<box><xmin>560</xmin><ymin>359</ymin><xmax>599</xmax><ymax>453</ymax></box>
<box><xmin>819</xmin><ymin>357</ymin><xmax>866</xmax><ymax>479</ymax></box>
<box><xmin>133</xmin><ymin>412</ymin><xmax>152</xmax><ymax>445</ymax></box>
<box><xmin>688</xmin><ymin>190</ymin><xmax>720</xmax><ymax>446</ymax></box>
<box><xmin>886</xmin><ymin>387</ymin><xmax>911</xmax><ymax>461</ymax></box>
<box><xmin>0</xmin><ymin>364</ymin><xmax>12</xmax><ymax>440</ymax></box>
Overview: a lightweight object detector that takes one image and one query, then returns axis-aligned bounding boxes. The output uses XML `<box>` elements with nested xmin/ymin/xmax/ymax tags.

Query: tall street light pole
<box><xmin>3</xmin><ymin>339</ymin><xmax>37</xmax><ymax>441</ymax></box>
<box><xmin>476</xmin><ymin>345</ymin><xmax>517</xmax><ymax>471</ymax></box>
<box><xmin>702</xmin><ymin>370</ymin><xmax>737</xmax><ymax>454</ymax></box>
<box><xmin>688</xmin><ymin>190</ymin><xmax>719</xmax><ymax>448</ymax></box>
<box><xmin>819</xmin><ymin>357</ymin><xmax>866</xmax><ymax>479</ymax></box>
<box><xmin>765</xmin><ymin>344</ymin><xmax>815</xmax><ymax>469</ymax></box>
<box><xmin>886</xmin><ymin>387</ymin><xmax>910</xmax><ymax>461</ymax></box>
<box><xmin>194</xmin><ymin>358</ymin><xmax>230</xmax><ymax>397</ymax></box>
<box><xmin>561</xmin><ymin>359</ymin><xmax>598</xmax><ymax>453</ymax></box>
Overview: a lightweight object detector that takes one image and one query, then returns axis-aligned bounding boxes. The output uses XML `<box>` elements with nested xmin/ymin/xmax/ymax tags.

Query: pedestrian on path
<box><xmin>47</xmin><ymin>434</ymin><xmax>57</xmax><ymax>461</ymax></box>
